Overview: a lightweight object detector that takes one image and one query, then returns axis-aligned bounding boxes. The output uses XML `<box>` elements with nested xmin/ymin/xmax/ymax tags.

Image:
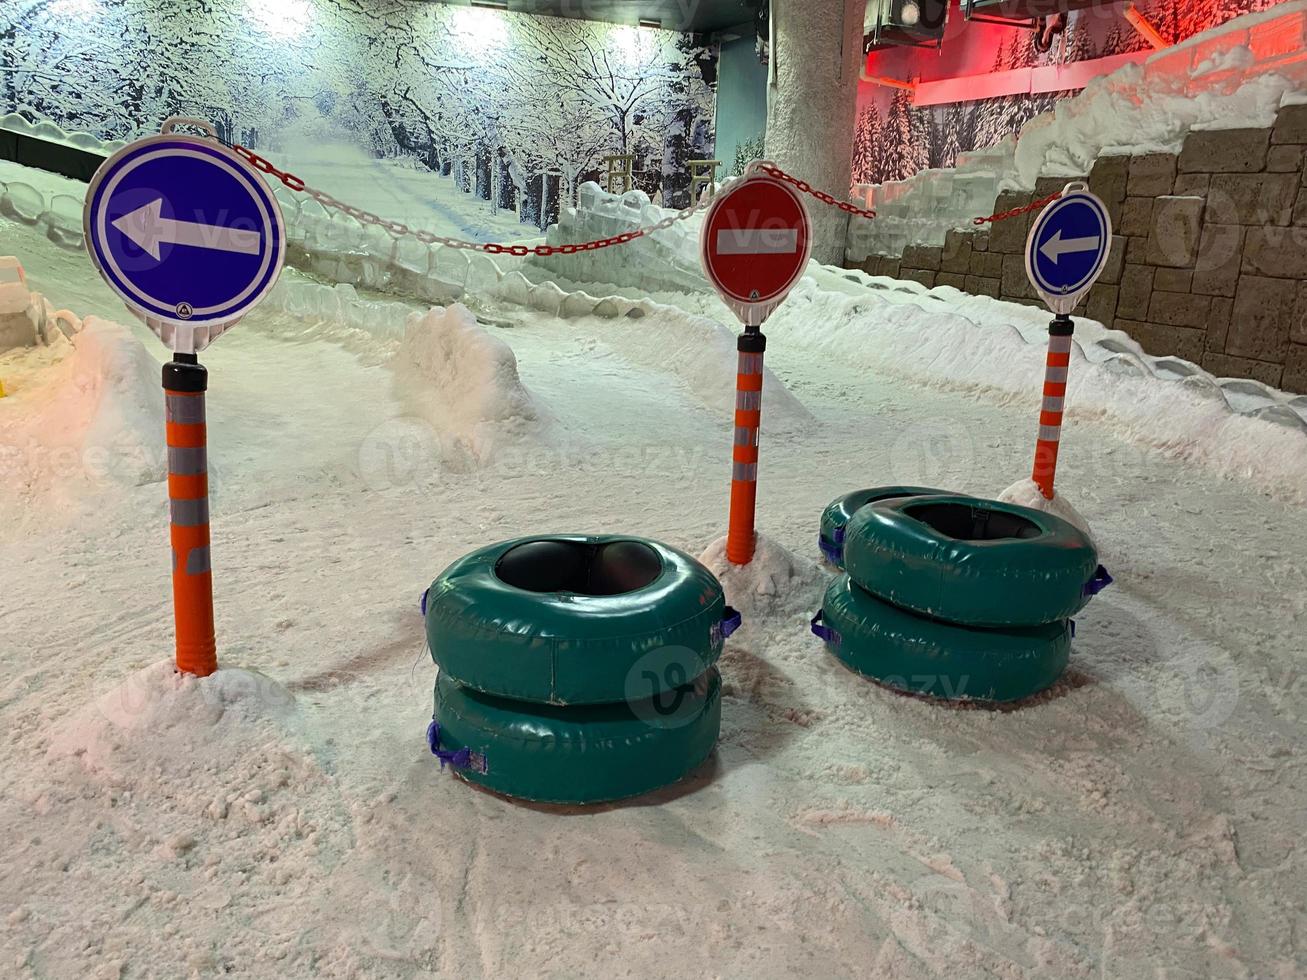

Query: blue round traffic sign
<box><xmin>84</xmin><ymin>134</ymin><xmax>285</xmax><ymax>330</ymax></box>
<box><xmin>1025</xmin><ymin>189</ymin><xmax>1112</xmax><ymax>311</ymax></box>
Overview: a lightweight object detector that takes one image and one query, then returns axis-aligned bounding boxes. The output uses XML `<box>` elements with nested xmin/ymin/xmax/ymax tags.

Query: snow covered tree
<box><xmin>0</xmin><ymin>0</ymin><xmax>717</xmax><ymax>230</ymax></box>
<box><xmin>1064</xmin><ymin>19</ymin><xmax>1096</xmax><ymax>63</ymax></box>
<box><xmin>907</xmin><ymin>103</ymin><xmax>933</xmax><ymax>175</ymax></box>
<box><xmin>937</xmin><ymin>103</ymin><xmax>966</xmax><ymax>171</ymax></box>
<box><xmin>852</xmin><ymin>103</ymin><xmax>881</xmax><ymax>185</ymax></box>
<box><xmin>884</xmin><ymin>91</ymin><xmax>915</xmax><ymax>182</ymax></box>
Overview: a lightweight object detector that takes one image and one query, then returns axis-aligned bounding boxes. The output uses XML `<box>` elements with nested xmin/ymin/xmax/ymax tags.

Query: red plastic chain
<box><xmin>757</xmin><ymin>163</ymin><xmax>878</xmax><ymax>220</ymax></box>
<box><xmin>228</xmin><ymin>138</ymin><xmax>1045</xmax><ymax>249</ymax></box>
<box><xmin>225</xmin><ymin>139</ymin><xmax>891</xmax><ymax>255</ymax></box>
<box><xmin>973</xmin><ymin>191</ymin><xmax>1062</xmax><ymax>226</ymax></box>
<box><xmin>228</xmin><ymin>141</ymin><xmax>648</xmax><ymax>256</ymax></box>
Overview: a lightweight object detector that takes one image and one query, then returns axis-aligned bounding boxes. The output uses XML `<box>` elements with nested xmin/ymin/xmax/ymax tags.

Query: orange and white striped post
<box><xmin>163</xmin><ymin>354</ymin><xmax>217</xmax><ymax>677</ymax></box>
<box><xmin>1031</xmin><ymin>315</ymin><xmax>1075</xmax><ymax>500</ymax></box>
<box><xmin>727</xmin><ymin>328</ymin><xmax>766</xmax><ymax>564</ymax></box>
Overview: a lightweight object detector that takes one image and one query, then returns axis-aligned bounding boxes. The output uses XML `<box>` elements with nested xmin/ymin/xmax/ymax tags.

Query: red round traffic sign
<box><xmin>700</xmin><ymin>175</ymin><xmax>812</xmax><ymax>319</ymax></box>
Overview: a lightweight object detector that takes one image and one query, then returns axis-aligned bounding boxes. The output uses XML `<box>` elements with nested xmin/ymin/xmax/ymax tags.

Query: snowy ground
<box><xmin>2</xmin><ymin>183</ymin><xmax>1306</xmax><ymax>979</ymax></box>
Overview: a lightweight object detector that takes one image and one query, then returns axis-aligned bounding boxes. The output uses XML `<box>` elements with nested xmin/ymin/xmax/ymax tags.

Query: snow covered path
<box><xmin>2</xmin><ymin>217</ymin><xmax>1305</xmax><ymax>978</ymax></box>
<box><xmin>261</xmin><ymin>145</ymin><xmax>537</xmax><ymax>244</ymax></box>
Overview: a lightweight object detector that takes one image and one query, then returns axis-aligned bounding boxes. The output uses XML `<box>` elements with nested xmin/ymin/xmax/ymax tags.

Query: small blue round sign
<box><xmin>1025</xmin><ymin>188</ymin><xmax>1112</xmax><ymax>314</ymax></box>
<box><xmin>84</xmin><ymin>134</ymin><xmax>285</xmax><ymax>333</ymax></box>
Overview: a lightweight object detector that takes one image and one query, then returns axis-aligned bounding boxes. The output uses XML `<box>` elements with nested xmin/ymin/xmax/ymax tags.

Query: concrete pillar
<box><xmin>765</xmin><ymin>0</ymin><xmax>863</xmax><ymax>266</ymax></box>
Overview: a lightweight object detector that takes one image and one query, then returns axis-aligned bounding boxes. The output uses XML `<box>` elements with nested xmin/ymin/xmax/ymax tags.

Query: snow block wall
<box><xmin>0</xmin><ymin>0</ymin><xmax>717</xmax><ymax>222</ymax></box>
<box><xmin>862</xmin><ymin>109</ymin><xmax>1307</xmax><ymax>394</ymax></box>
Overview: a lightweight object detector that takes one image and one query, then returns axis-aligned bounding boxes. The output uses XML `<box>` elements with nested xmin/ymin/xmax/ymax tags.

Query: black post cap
<box><xmin>162</xmin><ymin>354</ymin><xmax>207</xmax><ymax>393</ymax></box>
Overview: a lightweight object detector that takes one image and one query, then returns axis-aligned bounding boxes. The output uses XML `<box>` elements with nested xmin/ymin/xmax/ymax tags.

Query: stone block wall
<box><xmin>854</xmin><ymin>104</ymin><xmax>1307</xmax><ymax>393</ymax></box>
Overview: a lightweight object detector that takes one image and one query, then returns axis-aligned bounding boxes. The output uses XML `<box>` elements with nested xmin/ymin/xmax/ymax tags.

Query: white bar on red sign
<box><xmin>715</xmin><ymin>228</ymin><xmax>799</xmax><ymax>255</ymax></box>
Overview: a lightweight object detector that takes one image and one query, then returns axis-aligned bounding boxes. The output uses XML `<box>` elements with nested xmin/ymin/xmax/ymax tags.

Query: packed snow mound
<box><xmin>74</xmin><ymin>317</ymin><xmax>165</xmax><ymax>484</ymax></box>
<box><xmin>998</xmin><ymin>477</ymin><xmax>1095</xmax><ymax>546</ymax></box>
<box><xmin>48</xmin><ymin>659</ymin><xmax>299</xmax><ymax>778</ymax></box>
<box><xmin>699</xmin><ymin>532</ymin><xmax>826</xmax><ymax>623</ymax></box>
<box><xmin>393</xmin><ymin>303</ymin><xmax>545</xmax><ymax>465</ymax></box>
<box><xmin>0</xmin><ymin>315</ymin><xmax>163</xmax><ymax>500</ymax></box>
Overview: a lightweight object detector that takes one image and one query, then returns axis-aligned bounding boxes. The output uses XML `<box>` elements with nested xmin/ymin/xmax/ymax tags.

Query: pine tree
<box><xmin>1065</xmin><ymin>19</ymin><xmax>1095</xmax><ymax>63</ymax></box>
<box><xmin>869</xmin><ymin>107</ymin><xmax>893</xmax><ymax>184</ymax></box>
<box><xmin>938</xmin><ymin>103</ymin><xmax>965</xmax><ymax>170</ymax></box>
<box><xmin>908</xmin><ymin>104</ymin><xmax>933</xmax><ymax>174</ymax></box>
<box><xmin>1101</xmin><ymin>22</ymin><xmax>1125</xmax><ymax>57</ymax></box>
<box><xmin>884</xmin><ymin>91</ymin><xmax>915</xmax><ymax>181</ymax></box>
<box><xmin>852</xmin><ymin>104</ymin><xmax>880</xmax><ymax>185</ymax></box>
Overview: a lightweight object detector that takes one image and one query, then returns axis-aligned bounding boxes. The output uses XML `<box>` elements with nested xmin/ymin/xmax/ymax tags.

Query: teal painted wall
<box><xmin>714</xmin><ymin>34</ymin><xmax>768</xmax><ymax>177</ymax></box>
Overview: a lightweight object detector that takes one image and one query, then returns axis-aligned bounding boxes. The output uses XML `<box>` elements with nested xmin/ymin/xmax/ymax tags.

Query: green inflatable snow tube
<box><xmin>818</xmin><ymin>485</ymin><xmax>950</xmax><ymax>567</ymax></box>
<box><xmin>843</xmin><ymin>494</ymin><xmax>1100</xmax><ymax>628</ymax></box>
<box><xmin>813</xmin><ymin>575</ymin><xmax>1071</xmax><ymax>703</ymax></box>
<box><xmin>430</xmin><ymin>667</ymin><xmax>722</xmax><ymax>804</ymax></box>
<box><xmin>424</xmin><ymin>535</ymin><xmax>735</xmax><ymax>705</ymax></box>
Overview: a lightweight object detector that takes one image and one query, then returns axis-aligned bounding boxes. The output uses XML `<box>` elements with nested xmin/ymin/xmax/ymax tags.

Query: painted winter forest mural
<box><xmin>853</xmin><ymin>0</ymin><xmax>1289</xmax><ymax>186</ymax></box>
<box><xmin>0</xmin><ymin>0</ymin><xmax>717</xmax><ymax>227</ymax></box>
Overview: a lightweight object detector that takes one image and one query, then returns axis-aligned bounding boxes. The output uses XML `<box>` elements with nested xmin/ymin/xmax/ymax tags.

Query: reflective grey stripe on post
<box><xmin>186</xmin><ymin>546</ymin><xmax>211</xmax><ymax>576</ymax></box>
<box><xmin>170</xmin><ymin>497</ymin><xmax>209</xmax><ymax>526</ymax></box>
<box><xmin>167</xmin><ymin>446</ymin><xmax>207</xmax><ymax>475</ymax></box>
<box><xmin>1045</xmin><ymin>366</ymin><xmax>1068</xmax><ymax>384</ymax></box>
<box><xmin>737</xmin><ymin>352</ymin><xmax>764</xmax><ymax>375</ymax></box>
<box><xmin>165</xmin><ymin>395</ymin><xmax>205</xmax><ymax>424</ymax></box>
<box><xmin>733</xmin><ymin>426</ymin><xmax>759</xmax><ymax>447</ymax></box>
<box><xmin>732</xmin><ymin>462</ymin><xmax>757</xmax><ymax>482</ymax></box>
<box><xmin>1038</xmin><ymin>424</ymin><xmax>1062</xmax><ymax>441</ymax></box>
<box><xmin>1042</xmin><ymin>395</ymin><xmax>1065</xmax><ymax>413</ymax></box>
<box><xmin>1048</xmin><ymin>335</ymin><xmax>1074</xmax><ymax>355</ymax></box>
<box><xmin>736</xmin><ymin>390</ymin><xmax>761</xmax><ymax>412</ymax></box>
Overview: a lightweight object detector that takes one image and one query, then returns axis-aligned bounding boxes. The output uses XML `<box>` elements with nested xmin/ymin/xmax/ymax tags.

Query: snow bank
<box><xmin>826</xmin><ymin>264</ymin><xmax>1307</xmax><ymax>422</ymax></box>
<box><xmin>531</xmin><ymin>182</ymin><xmax>709</xmax><ymax>294</ymax></box>
<box><xmin>48</xmin><ymin>660</ymin><xmax>299</xmax><ymax>780</ymax></box>
<box><xmin>0</xmin><ymin>111</ymin><xmax>125</xmax><ymax>155</ymax></box>
<box><xmin>393</xmin><ymin>303</ymin><xmax>545</xmax><ymax>465</ymax></box>
<box><xmin>0</xmin><ymin>315</ymin><xmax>163</xmax><ymax>501</ymax></box>
<box><xmin>767</xmin><ymin>280</ymin><xmax>1307</xmax><ymax>503</ymax></box>
<box><xmin>1012</xmin><ymin>53</ymin><xmax>1300</xmax><ymax>187</ymax></box>
<box><xmin>699</xmin><ymin>533</ymin><xmax>826</xmax><ymax>623</ymax></box>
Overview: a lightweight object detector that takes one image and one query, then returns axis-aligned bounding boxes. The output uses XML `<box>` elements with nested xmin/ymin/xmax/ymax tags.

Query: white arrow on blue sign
<box><xmin>84</xmin><ymin>128</ymin><xmax>285</xmax><ymax>352</ymax></box>
<box><xmin>1024</xmin><ymin>183</ymin><xmax>1113</xmax><ymax>316</ymax></box>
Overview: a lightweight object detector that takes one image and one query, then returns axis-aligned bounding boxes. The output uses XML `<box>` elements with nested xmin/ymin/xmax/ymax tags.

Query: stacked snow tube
<box><xmin>423</xmin><ymin>535</ymin><xmax>737</xmax><ymax>804</ymax></box>
<box><xmin>812</xmin><ymin>494</ymin><xmax>1110</xmax><ymax>703</ymax></box>
<box><xmin>818</xmin><ymin>485</ymin><xmax>948</xmax><ymax>567</ymax></box>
